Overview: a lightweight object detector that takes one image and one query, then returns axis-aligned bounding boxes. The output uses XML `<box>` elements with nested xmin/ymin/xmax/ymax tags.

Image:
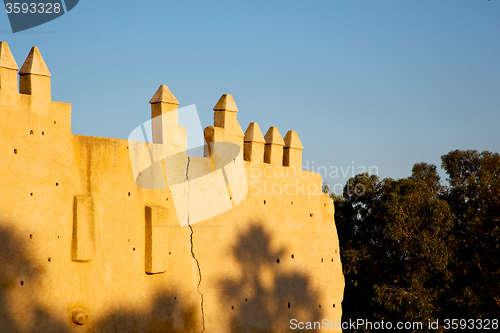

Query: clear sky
<box><xmin>2</xmin><ymin>0</ymin><xmax>499</xmax><ymax>193</ymax></box>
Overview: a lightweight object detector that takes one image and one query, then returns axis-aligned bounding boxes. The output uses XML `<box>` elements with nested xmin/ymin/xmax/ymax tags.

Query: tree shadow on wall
<box><xmin>0</xmin><ymin>225</ymin><xmax>71</xmax><ymax>333</ymax></box>
<box><xmin>90</xmin><ymin>292</ymin><xmax>198</xmax><ymax>333</ymax></box>
<box><xmin>0</xmin><ymin>224</ymin><xmax>198</xmax><ymax>333</ymax></box>
<box><xmin>219</xmin><ymin>223</ymin><xmax>323</xmax><ymax>333</ymax></box>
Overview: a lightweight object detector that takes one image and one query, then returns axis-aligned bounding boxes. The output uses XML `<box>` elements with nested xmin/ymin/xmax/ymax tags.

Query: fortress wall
<box><xmin>0</xmin><ymin>42</ymin><xmax>344</xmax><ymax>332</ymax></box>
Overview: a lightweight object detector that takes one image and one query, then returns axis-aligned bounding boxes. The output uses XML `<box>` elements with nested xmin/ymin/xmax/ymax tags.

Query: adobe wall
<box><xmin>0</xmin><ymin>42</ymin><xmax>344</xmax><ymax>332</ymax></box>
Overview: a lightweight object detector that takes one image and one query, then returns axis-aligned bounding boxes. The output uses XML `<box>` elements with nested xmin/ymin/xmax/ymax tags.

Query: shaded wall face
<box><xmin>0</xmin><ymin>66</ymin><xmax>343</xmax><ymax>332</ymax></box>
<box><xmin>201</xmin><ymin>163</ymin><xmax>344</xmax><ymax>332</ymax></box>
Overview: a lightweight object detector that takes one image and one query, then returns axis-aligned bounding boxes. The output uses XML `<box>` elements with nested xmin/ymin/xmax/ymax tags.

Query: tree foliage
<box><xmin>333</xmin><ymin>150</ymin><xmax>500</xmax><ymax>331</ymax></box>
<box><xmin>441</xmin><ymin>150</ymin><xmax>500</xmax><ymax>317</ymax></box>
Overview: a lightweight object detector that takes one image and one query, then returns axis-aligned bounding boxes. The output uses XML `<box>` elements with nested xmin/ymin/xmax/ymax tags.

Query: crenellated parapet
<box><xmin>201</xmin><ymin>93</ymin><xmax>304</xmax><ymax>169</ymax></box>
<box><xmin>0</xmin><ymin>42</ymin><xmax>72</xmax><ymax>139</ymax></box>
<box><xmin>0</xmin><ymin>40</ymin><xmax>304</xmax><ymax>170</ymax></box>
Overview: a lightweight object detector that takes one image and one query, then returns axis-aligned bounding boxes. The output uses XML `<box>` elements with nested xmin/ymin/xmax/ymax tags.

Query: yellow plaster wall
<box><xmin>0</xmin><ymin>43</ymin><xmax>344</xmax><ymax>332</ymax></box>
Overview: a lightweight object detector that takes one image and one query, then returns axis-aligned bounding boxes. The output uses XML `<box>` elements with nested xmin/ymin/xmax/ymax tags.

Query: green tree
<box><xmin>441</xmin><ymin>150</ymin><xmax>500</xmax><ymax>317</ymax></box>
<box><xmin>410</xmin><ymin>162</ymin><xmax>443</xmax><ymax>194</ymax></box>
<box><xmin>336</xmin><ymin>151</ymin><xmax>500</xmax><ymax>331</ymax></box>
<box><xmin>336</xmin><ymin>167</ymin><xmax>454</xmax><ymax>331</ymax></box>
<box><xmin>334</xmin><ymin>174</ymin><xmax>386</xmax><ymax>330</ymax></box>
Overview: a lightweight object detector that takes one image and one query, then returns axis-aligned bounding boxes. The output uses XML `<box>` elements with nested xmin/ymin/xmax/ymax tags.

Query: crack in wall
<box><xmin>189</xmin><ymin>224</ymin><xmax>205</xmax><ymax>333</ymax></box>
<box><xmin>186</xmin><ymin>157</ymin><xmax>205</xmax><ymax>332</ymax></box>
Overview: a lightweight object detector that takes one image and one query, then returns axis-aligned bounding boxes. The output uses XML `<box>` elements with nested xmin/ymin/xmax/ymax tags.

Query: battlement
<box><xmin>149</xmin><ymin>84</ymin><xmax>304</xmax><ymax>169</ymax></box>
<box><xmin>1</xmin><ymin>42</ymin><xmax>303</xmax><ymax>171</ymax></box>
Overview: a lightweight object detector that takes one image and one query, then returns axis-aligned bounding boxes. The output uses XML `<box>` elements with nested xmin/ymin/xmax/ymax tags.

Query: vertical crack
<box><xmin>186</xmin><ymin>157</ymin><xmax>205</xmax><ymax>332</ymax></box>
<box><xmin>189</xmin><ymin>224</ymin><xmax>205</xmax><ymax>333</ymax></box>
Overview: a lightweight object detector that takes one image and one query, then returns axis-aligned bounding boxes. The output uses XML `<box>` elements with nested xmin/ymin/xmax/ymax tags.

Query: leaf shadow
<box><xmin>219</xmin><ymin>222</ymin><xmax>323</xmax><ymax>333</ymax></box>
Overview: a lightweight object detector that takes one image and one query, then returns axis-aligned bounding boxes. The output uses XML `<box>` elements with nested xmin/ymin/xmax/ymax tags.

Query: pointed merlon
<box><xmin>149</xmin><ymin>85</ymin><xmax>179</xmax><ymax>105</ymax></box>
<box><xmin>264</xmin><ymin>127</ymin><xmax>284</xmax><ymax>165</ymax></box>
<box><xmin>213</xmin><ymin>94</ymin><xmax>238</xmax><ymax>112</ymax></box>
<box><xmin>0</xmin><ymin>42</ymin><xmax>18</xmax><ymax>70</ymax></box>
<box><xmin>264</xmin><ymin>127</ymin><xmax>285</xmax><ymax>146</ymax></box>
<box><xmin>244</xmin><ymin>122</ymin><xmax>266</xmax><ymax>162</ymax></box>
<box><xmin>244</xmin><ymin>122</ymin><xmax>265</xmax><ymax>143</ymax></box>
<box><xmin>19</xmin><ymin>47</ymin><xmax>50</xmax><ymax>76</ymax></box>
<box><xmin>284</xmin><ymin>131</ymin><xmax>303</xmax><ymax>150</ymax></box>
<box><xmin>283</xmin><ymin>130</ymin><xmax>303</xmax><ymax>168</ymax></box>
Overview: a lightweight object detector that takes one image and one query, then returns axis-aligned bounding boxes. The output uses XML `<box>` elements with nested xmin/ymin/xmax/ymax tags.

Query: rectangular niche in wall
<box><xmin>145</xmin><ymin>206</ymin><xmax>169</xmax><ymax>274</ymax></box>
<box><xmin>72</xmin><ymin>196</ymin><xmax>95</xmax><ymax>262</ymax></box>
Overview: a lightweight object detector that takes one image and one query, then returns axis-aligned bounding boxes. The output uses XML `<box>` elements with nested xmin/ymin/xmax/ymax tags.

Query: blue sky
<box><xmin>2</xmin><ymin>0</ymin><xmax>499</xmax><ymax>193</ymax></box>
